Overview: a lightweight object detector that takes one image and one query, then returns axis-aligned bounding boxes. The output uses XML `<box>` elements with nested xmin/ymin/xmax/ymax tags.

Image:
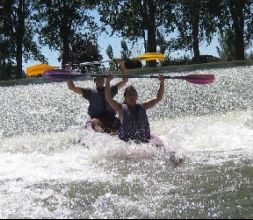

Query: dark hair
<box><xmin>124</xmin><ymin>86</ymin><xmax>138</xmax><ymax>98</ymax></box>
<box><xmin>64</xmin><ymin>62</ymin><xmax>72</xmax><ymax>67</ymax></box>
<box><xmin>94</xmin><ymin>76</ymin><xmax>104</xmax><ymax>82</ymax></box>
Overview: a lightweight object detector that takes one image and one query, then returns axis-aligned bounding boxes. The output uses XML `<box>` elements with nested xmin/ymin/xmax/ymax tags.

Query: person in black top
<box><xmin>67</xmin><ymin>60</ymin><xmax>128</xmax><ymax>133</ymax></box>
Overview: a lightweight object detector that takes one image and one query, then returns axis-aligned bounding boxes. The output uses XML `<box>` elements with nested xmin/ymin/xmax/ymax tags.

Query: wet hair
<box><xmin>124</xmin><ymin>86</ymin><xmax>138</xmax><ymax>98</ymax></box>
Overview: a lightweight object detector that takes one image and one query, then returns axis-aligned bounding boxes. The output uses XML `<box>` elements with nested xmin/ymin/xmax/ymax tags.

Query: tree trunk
<box><xmin>61</xmin><ymin>33</ymin><xmax>70</xmax><ymax>67</ymax></box>
<box><xmin>60</xmin><ymin>3</ymin><xmax>70</xmax><ymax>67</ymax></box>
<box><xmin>15</xmin><ymin>0</ymin><xmax>25</xmax><ymax>79</ymax></box>
<box><xmin>229</xmin><ymin>0</ymin><xmax>245</xmax><ymax>60</ymax></box>
<box><xmin>146</xmin><ymin>0</ymin><xmax>156</xmax><ymax>67</ymax></box>
<box><xmin>192</xmin><ymin>0</ymin><xmax>200</xmax><ymax>58</ymax></box>
<box><xmin>139</xmin><ymin>0</ymin><xmax>147</xmax><ymax>52</ymax></box>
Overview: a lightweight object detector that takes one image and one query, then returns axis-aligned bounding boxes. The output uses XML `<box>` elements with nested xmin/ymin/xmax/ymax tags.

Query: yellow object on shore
<box><xmin>26</xmin><ymin>64</ymin><xmax>55</xmax><ymax>77</ymax></box>
<box><xmin>134</xmin><ymin>52</ymin><xmax>165</xmax><ymax>61</ymax></box>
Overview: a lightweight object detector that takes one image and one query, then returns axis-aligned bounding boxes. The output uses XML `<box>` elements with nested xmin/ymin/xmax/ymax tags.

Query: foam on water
<box><xmin>0</xmin><ymin>66</ymin><xmax>253</xmax><ymax>218</ymax></box>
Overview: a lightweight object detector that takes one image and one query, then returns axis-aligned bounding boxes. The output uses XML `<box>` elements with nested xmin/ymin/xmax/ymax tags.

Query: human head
<box><xmin>65</xmin><ymin>62</ymin><xmax>72</xmax><ymax>71</ymax></box>
<box><xmin>124</xmin><ymin>86</ymin><xmax>138</xmax><ymax>106</ymax></box>
<box><xmin>94</xmin><ymin>76</ymin><xmax>105</xmax><ymax>88</ymax></box>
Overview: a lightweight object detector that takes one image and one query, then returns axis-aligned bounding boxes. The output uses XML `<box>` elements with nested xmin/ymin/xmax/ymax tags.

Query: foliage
<box><xmin>106</xmin><ymin>44</ymin><xmax>114</xmax><ymax>60</ymax></box>
<box><xmin>1</xmin><ymin>0</ymin><xmax>253</xmax><ymax>81</ymax></box>
<box><xmin>167</xmin><ymin>0</ymin><xmax>218</xmax><ymax>57</ymax></box>
<box><xmin>215</xmin><ymin>0</ymin><xmax>253</xmax><ymax>60</ymax></box>
<box><xmin>124</xmin><ymin>59</ymin><xmax>142</xmax><ymax>69</ymax></box>
<box><xmin>0</xmin><ymin>0</ymin><xmax>46</xmax><ymax>79</ymax></box>
<box><xmin>68</xmin><ymin>34</ymin><xmax>102</xmax><ymax>73</ymax></box>
<box><xmin>161</xmin><ymin>55</ymin><xmax>191</xmax><ymax>66</ymax></box>
<box><xmin>216</xmin><ymin>29</ymin><xmax>237</xmax><ymax>60</ymax></box>
<box><xmin>120</xmin><ymin>40</ymin><xmax>131</xmax><ymax>59</ymax></box>
<box><xmin>98</xmin><ymin>0</ymin><xmax>174</xmax><ymax>55</ymax></box>
<box><xmin>33</xmin><ymin>0</ymin><xmax>99</xmax><ymax>66</ymax></box>
<box><xmin>156</xmin><ymin>30</ymin><xmax>169</xmax><ymax>54</ymax></box>
<box><xmin>106</xmin><ymin>44</ymin><xmax>116</xmax><ymax>70</ymax></box>
<box><xmin>0</xmin><ymin>62</ymin><xmax>17</xmax><ymax>80</ymax></box>
<box><xmin>69</xmin><ymin>34</ymin><xmax>102</xmax><ymax>63</ymax></box>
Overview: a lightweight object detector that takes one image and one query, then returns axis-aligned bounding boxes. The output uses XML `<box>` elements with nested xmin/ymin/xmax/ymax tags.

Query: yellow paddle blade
<box><xmin>138</xmin><ymin>57</ymin><xmax>165</xmax><ymax>62</ymax></box>
<box><xmin>26</xmin><ymin>64</ymin><xmax>55</xmax><ymax>77</ymax></box>
<box><xmin>133</xmin><ymin>52</ymin><xmax>165</xmax><ymax>61</ymax></box>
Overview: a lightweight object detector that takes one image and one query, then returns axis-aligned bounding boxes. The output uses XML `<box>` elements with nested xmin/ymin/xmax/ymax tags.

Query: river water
<box><xmin>0</xmin><ymin>66</ymin><xmax>253</xmax><ymax>218</ymax></box>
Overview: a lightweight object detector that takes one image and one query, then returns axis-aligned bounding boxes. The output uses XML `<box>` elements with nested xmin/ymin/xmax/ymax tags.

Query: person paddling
<box><xmin>105</xmin><ymin>73</ymin><xmax>164</xmax><ymax>143</ymax></box>
<box><xmin>105</xmin><ymin>73</ymin><xmax>182</xmax><ymax>165</ymax></box>
<box><xmin>67</xmin><ymin>60</ymin><xmax>128</xmax><ymax>133</ymax></box>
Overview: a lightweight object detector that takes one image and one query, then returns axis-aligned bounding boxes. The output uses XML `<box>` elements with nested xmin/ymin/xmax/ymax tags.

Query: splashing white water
<box><xmin>0</xmin><ymin>66</ymin><xmax>253</xmax><ymax>218</ymax></box>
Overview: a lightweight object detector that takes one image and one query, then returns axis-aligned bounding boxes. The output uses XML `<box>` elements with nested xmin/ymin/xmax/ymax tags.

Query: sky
<box><xmin>23</xmin><ymin>10</ymin><xmax>220</xmax><ymax>71</ymax></box>
<box><xmin>24</xmin><ymin>32</ymin><xmax>220</xmax><ymax>71</ymax></box>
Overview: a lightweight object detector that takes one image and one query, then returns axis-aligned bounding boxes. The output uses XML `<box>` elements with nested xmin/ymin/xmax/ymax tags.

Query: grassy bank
<box><xmin>1</xmin><ymin>59</ymin><xmax>253</xmax><ymax>87</ymax></box>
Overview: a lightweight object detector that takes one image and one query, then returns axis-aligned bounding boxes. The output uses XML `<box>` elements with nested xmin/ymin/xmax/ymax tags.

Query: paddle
<box><xmin>133</xmin><ymin>52</ymin><xmax>165</xmax><ymax>61</ymax></box>
<box><xmin>43</xmin><ymin>69</ymin><xmax>215</xmax><ymax>85</ymax></box>
<box><xmin>79</xmin><ymin>60</ymin><xmax>110</xmax><ymax>66</ymax></box>
<box><xmin>26</xmin><ymin>63</ymin><xmax>55</xmax><ymax>77</ymax></box>
<box><xmin>26</xmin><ymin>53</ymin><xmax>165</xmax><ymax>77</ymax></box>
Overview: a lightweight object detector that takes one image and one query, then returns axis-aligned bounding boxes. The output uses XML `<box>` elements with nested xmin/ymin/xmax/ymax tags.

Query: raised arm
<box><xmin>105</xmin><ymin>74</ymin><xmax>123</xmax><ymax>115</ymax></box>
<box><xmin>143</xmin><ymin>75</ymin><xmax>165</xmax><ymax>110</ymax></box>
<box><xmin>113</xmin><ymin>60</ymin><xmax>128</xmax><ymax>90</ymax></box>
<box><xmin>67</xmin><ymin>80</ymin><xmax>87</xmax><ymax>96</ymax></box>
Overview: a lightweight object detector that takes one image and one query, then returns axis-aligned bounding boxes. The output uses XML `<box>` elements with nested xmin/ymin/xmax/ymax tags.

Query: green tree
<box><xmin>168</xmin><ymin>0</ymin><xmax>218</xmax><ymax>59</ymax></box>
<box><xmin>67</xmin><ymin>33</ymin><xmax>102</xmax><ymax>74</ymax></box>
<box><xmin>120</xmin><ymin>40</ymin><xmax>131</xmax><ymax>59</ymax></box>
<box><xmin>0</xmin><ymin>4</ymin><xmax>13</xmax><ymax>63</ymax></box>
<box><xmin>157</xmin><ymin>30</ymin><xmax>168</xmax><ymax>54</ymax></box>
<box><xmin>216</xmin><ymin>29</ymin><xmax>236</xmax><ymax>60</ymax></box>
<box><xmin>106</xmin><ymin>44</ymin><xmax>114</xmax><ymax>60</ymax></box>
<box><xmin>68</xmin><ymin>33</ymin><xmax>102</xmax><ymax>63</ymax></box>
<box><xmin>226</xmin><ymin>0</ymin><xmax>252</xmax><ymax>60</ymax></box>
<box><xmin>120</xmin><ymin>40</ymin><xmax>142</xmax><ymax>69</ymax></box>
<box><xmin>0</xmin><ymin>62</ymin><xmax>17</xmax><ymax>80</ymax></box>
<box><xmin>98</xmin><ymin>0</ymin><xmax>174</xmax><ymax>67</ymax></box>
<box><xmin>215</xmin><ymin>0</ymin><xmax>253</xmax><ymax>60</ymax></box>
<box><xmin>0</xmin><ymin>0</ymin><xmax>46</xmax><ymax>79</ymax></box>
<box><xmin>106</xmin><ymin>44</ymin><xmax>116</xmax><ymax>70</ymax></box>
<box><xmin>34</xmin><ymin>0</ymin><xmax>98</xmax><ymax>67</ymax></box>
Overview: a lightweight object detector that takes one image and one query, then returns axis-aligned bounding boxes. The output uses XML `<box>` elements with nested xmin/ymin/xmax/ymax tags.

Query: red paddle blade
<box><xmin>183</xmin><ymin>74</ymin><xmax>215</xmax><ymax>85</ymax></box>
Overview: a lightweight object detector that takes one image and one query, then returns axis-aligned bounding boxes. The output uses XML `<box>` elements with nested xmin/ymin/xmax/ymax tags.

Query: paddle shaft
<box><xmin>43</xmin><ymin>69</ymin><xmax>215</xmax><ymax>85</ymax></box>
<box><xmin>70</xmin><ymin>74</ymin><xmax>187</xmax><ymax>80</ymax></box>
